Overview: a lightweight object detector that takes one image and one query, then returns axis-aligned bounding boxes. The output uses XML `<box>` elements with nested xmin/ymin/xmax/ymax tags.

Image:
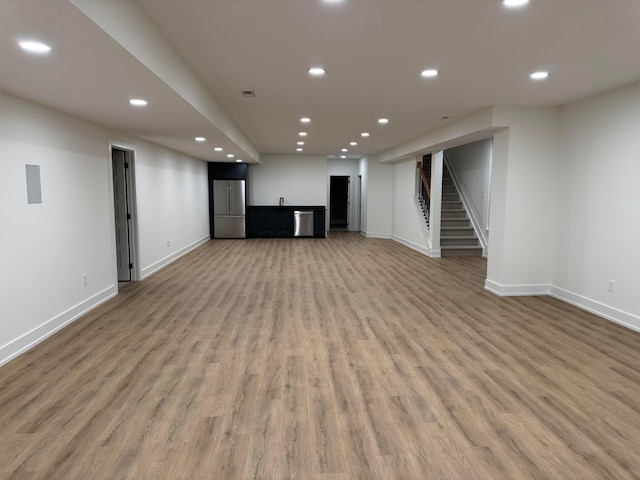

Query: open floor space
<box><xmin>1</xmin><ymin>233</ymin><xmax>640</xmax><ymax>479</ymax></box>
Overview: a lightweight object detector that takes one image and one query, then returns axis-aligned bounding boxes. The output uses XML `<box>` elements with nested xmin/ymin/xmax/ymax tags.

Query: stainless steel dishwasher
<box><xmin>293</xmin><ymin>210</ymin><xmax>314</xmax><ymax>237</ymax></box>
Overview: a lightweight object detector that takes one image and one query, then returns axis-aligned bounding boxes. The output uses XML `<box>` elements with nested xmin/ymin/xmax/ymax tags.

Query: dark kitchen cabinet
<box><xmin>313</xmin><ymin>209</ymin><xmax>326</xmax><ymax>237</ymax></box>
<box><xmin>246</xmin><ymin>206</ymin><xmax>325</xmax><ymax>238</ymax></box>
<box><xmin>266</xmin><ymin>210</ymin><xmax>294</xmax><ymax>237</ymax></box>
<box><xmin>247</xmin><ymin>210</ymin><xmax>267</xmax><ymax>238</ymax></box>
<box><xmin>247</xmin><ymin>209</ymin><xmax>293</xmax><ymax>237</ymax></box>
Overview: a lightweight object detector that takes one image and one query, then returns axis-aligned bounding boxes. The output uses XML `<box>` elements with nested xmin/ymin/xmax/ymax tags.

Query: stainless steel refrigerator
<box><xmin>213</xmin><ymin>179</ymin><xmax>246</xmax><ymax>238</ymax></box>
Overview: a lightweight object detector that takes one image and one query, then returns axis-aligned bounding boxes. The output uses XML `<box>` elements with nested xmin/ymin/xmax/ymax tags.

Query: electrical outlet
<box><xmin>83</xmin><ymin>274</ymin><xmax>87</xmax><ymax>286</ymax></box>
<box><xmin>167</xmin><ymin>240</ymin><xmax>171</xmax><ymax>248</ymax></box>
<box><xmin>608</xmin><ymin>280</ymin><xmax>615</xmax><ymax>293</ymax></box>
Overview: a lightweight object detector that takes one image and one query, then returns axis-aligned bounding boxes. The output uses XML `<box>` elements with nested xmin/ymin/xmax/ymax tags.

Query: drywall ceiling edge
<box><xmin>69</xmin><ymin>0</ymin><xmax>260</xmax><ymax>163</ymax></box>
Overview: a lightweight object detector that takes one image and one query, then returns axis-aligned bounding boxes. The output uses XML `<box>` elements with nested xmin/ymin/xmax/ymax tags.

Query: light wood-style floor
<box><xmin>2</xmin><ymin>232</ymin><xmax>640</xmax><ymax>479</ymax></box>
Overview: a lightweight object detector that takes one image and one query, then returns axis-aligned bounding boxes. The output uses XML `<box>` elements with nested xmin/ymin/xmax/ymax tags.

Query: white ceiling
<box><xmin>2</xmin><ymin>0</ymin><xmax>640</xmax><ymax>163</ymax></box>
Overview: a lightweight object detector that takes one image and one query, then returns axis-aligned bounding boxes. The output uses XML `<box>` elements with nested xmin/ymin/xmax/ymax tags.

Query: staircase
<box><xmin>440</xmin><ymin>166</ymin><xmax>483</xmax><ymax>257</ymax></box>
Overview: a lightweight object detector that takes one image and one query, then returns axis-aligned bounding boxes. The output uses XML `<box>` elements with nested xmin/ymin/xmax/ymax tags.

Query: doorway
<box><xmin>111</xmin><ymin>146</ymin><xmax>138</xmax><ymax>283</ymax></box>
<box><xmin>330</xmin><ymin>176</ymin><xmax>349</xmax><ymax>230</ymax></box>
<box><xmin>357</xmin><ymin>175</ymin><xmax>362</xmax><ymax>232</ymax></box>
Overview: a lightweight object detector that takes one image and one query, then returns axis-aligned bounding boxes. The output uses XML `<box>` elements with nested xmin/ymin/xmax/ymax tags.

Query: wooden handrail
<box><xmin>417</xmin><ymin>164</ymin><xmax>431</xmax><ymax>199</ymax></box>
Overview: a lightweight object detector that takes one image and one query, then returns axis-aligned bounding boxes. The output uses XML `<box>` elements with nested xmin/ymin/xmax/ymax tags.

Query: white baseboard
<box><xmin>141</xmin><ymin>236</ymin><xmax>209</xmax><ymax>279</ymax></box>
<box><xmin>484</xmin><ymin>280</ymin><xmax>550</xmax><ymax>296</ymax></box>
<box><xmin>0</xmin><ymin>286</ymin><xmax>117</xmax><ymax>367</ymax></box>
<box><xmin>1</xmin><ymin>236</ymin><xmax>211</xmax><ymax>367</ymax></box>
<box><xmin>363</xmin><ymin>231</ymin><xmax>392</xmax><ymax>239</ymax></box>
<box><xmin>391</xmin><ymin>234</ymin><xmax>432</xmax><ymax>257</ymax></box>
<box><xmin>484</xmin><ymin>280</ymin><xmax>640</xmax><ymax>334</ymax></box>
<box><xmin>549</xmin><ymin>286</ymin><xmax>640</xmax><ymax>334</ymax></box>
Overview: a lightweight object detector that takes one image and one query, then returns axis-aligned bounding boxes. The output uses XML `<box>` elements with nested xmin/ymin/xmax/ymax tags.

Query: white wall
<box><xmin>361</xmin><ymin>155</ymin><xmax>393</xmax><ymax>238</ymax></box>
<box><xmin>486</xmin><ymin>107</ymin><xmax>560</xmax><ymax>293</ymax></box>
<box><xmin>446</xmin><ymin>138</ymin><xmax>492</xmax><ymax>234</ymax></box>
<box><xmin>381</xmin><ymin>96</ymin><xmax>640</xmax><ymax>329</ymax></box>
<box><xmin>0</xmin><ymin>91</ymin><xmax>209</xmax><ymax>365</ymax></box>
<box><xmin>133</xmin><ymin>141</ymin><xmax>209</xmax><ymax>278</ymax></box>
<box><xmin>391</xmin><ymin>158</ymin><xmax>429</xmax><ymax>253</ymax></box>
<box><xmin>0</xmin><ymin>92</ymin><xmax>115</xmax><ymax>365</ymax></box>
<box><xmin>327</xmin><ymin>158</ymin><xmax>359</xmax><ymax>231</ymax></box>
<box><xmin>554</xmin><ymin>81</ymin><xmax>640</xmax><ymax>329</ymax></box>
<box><xmin>248</xmin><ymin>154</ymin><xmax>327</xmax><ymax>206</ymax></box>
<box><xmin>427</xmin><ymin>151</ymin><xmax>443</xmax><ymax>257</ymax></box>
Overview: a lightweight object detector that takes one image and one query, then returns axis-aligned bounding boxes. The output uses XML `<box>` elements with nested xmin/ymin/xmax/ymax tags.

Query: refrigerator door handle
<box><xmin>227</xmin><ymin>185</ymin><xmax>231</xmax><ymax>214</ymax></box>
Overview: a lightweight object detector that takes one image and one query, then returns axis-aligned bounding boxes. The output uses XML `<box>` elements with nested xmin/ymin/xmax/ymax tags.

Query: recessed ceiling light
<box><xmin>378</xmin><ymin>118</ymin><xmax>389</xmax><ymax>125</ymax></box>
<box><xmin>342</xmin><ymin>148</ymin><xmax>348</xmax><ymax>152</ymax></box>
<box><xmin>236</xmin><ymin>159</ymin><xmax>243</xmax><ymax>163</ymax></box>
<box><xmin>227</xmin><ymin>153</ymin><xmax>234</xmax><ymax>158</ymax></box>
<box><xmin>323</xmin><ymin>0</ymin><xmax>344</xmax><ymax>3</ymax></box>
<box><xmin>300</xmin><ymin>117</ymin><xmax>311</xmax><ymax>123</ymax></box>
<box><xmin>18</xmin><ymin>40</ymin><xmax>52</xmax><ymax>54</ymax></box>
<box><xmin>297</xmin><ymin>148</ymin><xmax>303</xmax><ymax>152</ymax></box>
<box><xmin>503</xmin><ymin>0</ymin><xmax>529</xmax><ymax>7</ymax></box>
<box><xmin>297</xmin><ymin>141</ymin><xmax>305</xmax><ymax>146</ymax></box>
<box><xmin>308</xmin><ymin>67</ymin><xmax>326</xmax><ymax>76</ymax></box>
<box><xmin>195</xmin><ymin>137</ymin><xmax>206</xmax><ymax>142</ymax></box>
<box><xmin>340</xmin><ymin>155</ymin><xmax>347</xmax><ymax>159</ymax></box>
<box><xmin>214</xmin><ymin>147</ymin><xmax>223</xmax><ymax>151</ymax></box>
<box><xmin>350</xmin><ymin>142</ymin><xmax>358</xmax><ymax>146</ymax></box>
<box><xmin>530</xmin><ymin>71</ymin><xmax>550</xmax><ymax>80</ymax></box>
<box><xmin>129</xmin><ymin>99</ymin><xmax>148</xmax><ymax>107</ymax></box>
<box><xmin>299</xmin><ymin>132</ymin><xmax>308</xmax><ymax>137</ymax></box>
<box><xmin>421</xmin><ymin>69</ymin><xmax>439</xmax><ymax>78</ymax></box>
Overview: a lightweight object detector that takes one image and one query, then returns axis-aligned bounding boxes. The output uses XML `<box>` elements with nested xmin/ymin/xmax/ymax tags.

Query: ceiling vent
<box><xmin>241</xmin><ymin>90</ymin><xmax>255</xmax><ymax>98</ymax></box>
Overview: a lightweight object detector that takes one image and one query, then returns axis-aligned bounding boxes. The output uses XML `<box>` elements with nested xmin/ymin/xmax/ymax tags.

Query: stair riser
<box><xmin>442</xmin><ymin>202</ymin><xmax>462</xmax><ymax>209</ymax></box>
<box><xmin>440</xmin><ymin>167</ymin><xmax>482</xmax><ymax>256</ymax></box>
<box><xmin>441</xmin><ymin>211</ymin><xmax>467</xmax><ymax>219</ymax></box>
<box><xmin>441</xmin><ymin>248</ymin><xmax>483</xmax><ymax>257</ymax></box>
<box><xmin>441</xmin><ymin>219</ymin><xmax>471</xmax><ymax>228</ymax></box>
<box><xmin>441</xmin><ymin>230</ymin><xmax>475</xmax><ymax>237</ymax></box>
<box><xmin>441</xmin><ymin>238</ymin><xmax>480</xmax><ymax>247</ymax></box>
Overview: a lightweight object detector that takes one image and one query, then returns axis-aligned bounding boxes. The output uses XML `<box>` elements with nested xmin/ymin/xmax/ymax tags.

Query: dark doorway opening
<box><xmin>330</xmin><ymin>176</ymin><xmax>349</xmax><ymax>230</ymax></box>
<box><xmin>112</xmin><ymin>148</ymin><xmax>133</xmax><ymax>283</ymax></box>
